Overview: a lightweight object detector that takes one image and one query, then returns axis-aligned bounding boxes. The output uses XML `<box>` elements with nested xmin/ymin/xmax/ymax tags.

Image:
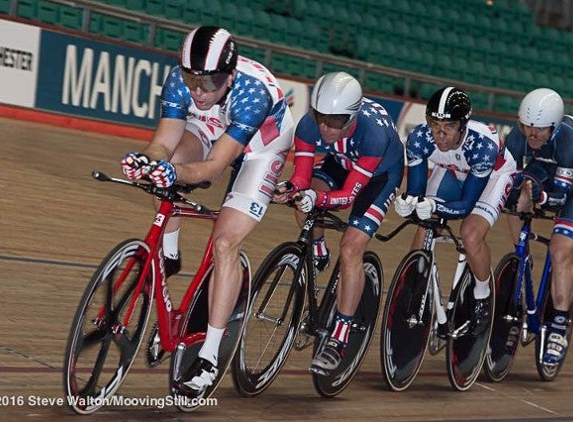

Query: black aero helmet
<box><xmin>179</xmin><ymin>26</ymin><xmax>238</xmax><ymax>75</ymax></box>
<box><xmin>426</xmin><ymin>86</ymin><xmax>472</xmax><ymax>128</ymax></box>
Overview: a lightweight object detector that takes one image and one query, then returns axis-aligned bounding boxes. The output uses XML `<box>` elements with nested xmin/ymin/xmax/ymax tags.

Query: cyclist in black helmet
<box><xmin>395</xmin><ymin>86</ymin><xmax>516</xmax><ymax>335</ymax></box>
<box><xmin>120</xmin><ymin>26</ymin><xmax>294</xmax><ymax>397</ymax></box>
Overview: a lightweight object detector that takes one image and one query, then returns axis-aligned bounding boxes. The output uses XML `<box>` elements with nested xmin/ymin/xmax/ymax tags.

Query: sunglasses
<box><xmin>311</xmin><ymin>108</ymin><xmax>350</xmax><ymax>130</ymax></box>
<box><xmin>181</xmin><ymin>70</ymin><xmax>230</xmax><ymax>93</ymax></box>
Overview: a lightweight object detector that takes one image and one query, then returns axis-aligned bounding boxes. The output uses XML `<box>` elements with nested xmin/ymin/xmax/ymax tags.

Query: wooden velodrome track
<box><xmin>1</xmin><ymin>116</ymin><xmax>572</xmax><ymax>421</ymax></box>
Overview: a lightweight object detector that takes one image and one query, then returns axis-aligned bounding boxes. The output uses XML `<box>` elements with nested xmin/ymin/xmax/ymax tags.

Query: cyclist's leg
<box><xmin>161</xmin><ymin>128</ymin><xmax>207</xmax><ymax>275</ymax></box>
<box><xmin>462</xmin><ymin>173</ymin><xmax>512</xmax><ymax>335</ymax></box>
<box><xmin>311</xmin><ymin>167</ymin><xmax>401</xmax><ymax>376</ymax></box>
<box><xmin>310</xmin><ymin>227</ymin><xmax>370</xmax><ymax>374</ymax></box>
<box><xmin>176</xmin><ymin>142</ymin><xmax>290</xmax><ymax>397</ymax></box>
<box><xmin>300</xmin><ymin>154</ymin><xmax>348</xmax><ymax>272</ymax></box>
<box><xmin>544</xmin><ymin>229</ymin><xmax>573</xmax><ymax>365</ymax></box>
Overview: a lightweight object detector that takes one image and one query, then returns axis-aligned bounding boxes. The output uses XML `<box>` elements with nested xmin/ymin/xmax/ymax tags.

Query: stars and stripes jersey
<box><xmin>406</xmin><ymin>120</ymin><xmax>516</xmax><ymax>218</ymax></box>
<box><xmin>289</xmin><ymin>98</ymin><xmax>404</xmax><ymax>209</ymax></box>
<box><xmin>505</xmin><ymin>115</ymin><xmax>573</xmax><ymax>208</ymax></box>
<box><xmin>159</xmin><ymin>56</ymin><xmax>294</xmax><ymax>153</ymax></box>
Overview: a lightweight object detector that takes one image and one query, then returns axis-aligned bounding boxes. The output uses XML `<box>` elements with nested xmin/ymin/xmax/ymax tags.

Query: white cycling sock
<box><xmin>473</xmin><ymin>276</ymin><xmax>491</xmax><ymax>299</ymax></box>
<box><xmin>163</xmin><ymin>229</ymin><xmax>180</xmax><ymax>259</ymax></box>
<box><xmin>198</xmin><ymin>324</ymin><xmax>224</xmax><ymax>367</ymax></box>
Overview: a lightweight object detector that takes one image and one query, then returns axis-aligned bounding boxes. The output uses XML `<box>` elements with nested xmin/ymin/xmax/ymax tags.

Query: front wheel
<box><xmin>483</xmin><ymin>253</ymin><xmax>523</xmax><ymax>382</ymax></box>
<box><xmin>446</xmin><ymin>267</ymin><xmax>494</xmax><ymax>391</ymax></box>
<box><xmin>312</xmin><ymin>251</ymin><xmax>383</xmax><ymax>397</ymax></box>
<box><xmin>380</xmin><ymin>250</ymin><xmax>433</xmax><ymax>392</ymax></box>
<box><xmin>63</xmin><ymin>239</ymin><xmax>154</xmax><ymax>414</ymax></box>
<box><xmin>231</xmin><ymin>242</ymin><xmax>307</xmax><ymax>397</ymax></box>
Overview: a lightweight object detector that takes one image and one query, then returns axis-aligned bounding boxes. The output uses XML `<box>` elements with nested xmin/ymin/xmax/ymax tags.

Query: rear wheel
<box><xmin>484</xmin><ymin>253</ymin><xmax>523</xmax><ymax>382</ymax></box>
<box><xmin>169</xmin><ymin>251</ymin><xmax>251</xmax><ymax>411</ymax></box>
<box><xmin>380</xmin><ymin>250</ymin><xmax>433</xmax><ymax>391</ymax></box>
<box><xmin>231</xmin><ymin>243</ymin><xmax>307</xmax><ymax>397</ymax></box>
<box><xmin>446</xmin><ymin>267</ymin><xmax>494</xmax><ymax>391</ymax></box>
<box><xmin>313</xmin><ymin>251</ymin><xmax>383</xmax><ymax>397</ymax></box>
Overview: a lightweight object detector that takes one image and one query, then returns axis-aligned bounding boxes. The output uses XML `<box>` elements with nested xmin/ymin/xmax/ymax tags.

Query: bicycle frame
<box><xmin>93</xmin><ymin>172</ymin><xmax>219</xmax><ymax>352</ymax></box>
<box><xmin>510</xmin><ymin>211</ymin><xmax>553</xmax><ymax>341</ymax></box>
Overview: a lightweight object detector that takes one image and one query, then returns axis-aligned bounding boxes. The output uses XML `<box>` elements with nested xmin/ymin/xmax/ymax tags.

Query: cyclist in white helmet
<box><xmin>274</xmin><ymin>71</ymin><xmax>404</xmax><ymax>375</ymax></box>
<box><xmin>505</xmin><ymin>87</ymin><xmax>573</xmax><ymax>367</ymax></box>
<box><xmin>120</xmin><ymin>25</ymin><xmax>294</xmax><ymax>397</ymax></box>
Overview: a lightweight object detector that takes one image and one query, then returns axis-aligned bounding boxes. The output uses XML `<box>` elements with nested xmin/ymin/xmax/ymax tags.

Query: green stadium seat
<box><xmin>37</xmin><ymin>0</ymin><xmax>60</xmax><ymax>25</ymax></box>
<box><xmin>0</xmin><ymin>0</ymin><xmax>11</xmax><ymax>14</ymax></box>
<box><xmin>249</xmin><ymin>9</ymin><xmax>272</xmax><ymax>40</ymax></box>
<box><xmin>268</xmin><ymin>14</ymin><xmax>288</xmax><ymax>45</ymax></box>
<box><xmin>201</xmin><ymin>0</ymin><xmax>222</xmax><ymax>26</ymax></box>
<box><xmin>219</xmin><ymin>3</ymin><xmax>239</xmax><ymax>34</ymax></box>
<box><xmin>125</xmin><ymin>0</ymin><xmax>144</xmax><ymax>13</ymax></box>
<box><xmin>16</xmin><ymin>0</ymin><xmax>37</xmax><ymax>20</ymax></box>
<box><xmin>154</xmin><ymin>27</ymin><xmax>184</xmax><ymax>52</ymax></box>
<box><xmin>123</xmin><ymin>20</ymin><xmax>148</xmax><ymax>44</ymax></box>
<box><xmin>234</xmin><ymin>5</ymin><xmax>255</xmax><ymax>38</ymax></box>
<box><xmin>164</xmin><ymin>0</ymin><xmax>184</xmax><ymax>21</ymax></box>
<box><xmin>146</xmin><ymin>0</ymin><xmax>164</xmax><ymax>17</ymax></box>
<box><xmin>183</xmin><ymin>0</ymin><xmax>203</xmax><ymax>25</ymax></box>
<box><xmin>101</xmin><ymin>15</ymin><xmax>123</xmax><ymax>40</ymax></box>
<box><xmin>59</xmin><ymin>5</ymin><xmax>84</xmax><ymax>30</ymax></box>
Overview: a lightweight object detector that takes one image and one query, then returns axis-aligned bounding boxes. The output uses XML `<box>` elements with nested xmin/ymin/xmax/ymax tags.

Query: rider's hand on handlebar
<box><xmin>394</xmin><ymin>194</ymin><xmax>417</xmax><ymax>217</ymax></box>
<box><xmin>121</xmin><ymin>152</ymin><xmax>151</xmax><ymax>180</ymax></box>
<box><xmin>297</xmin><ymin>189</ymin><xmax>317</xmax><ymax>213</ymax></box>
<box><xmin>415</xmin><ymin>197</ymin><xmax>436</xmax><ymax>220</ymax></box>
<box><xmin>273</xmin><ymin>180</ymin><xmax>294</xmax><ymax>204</ymax></box>
<box><xmin>516</xmin><ymin>180</ymin><xmax>534</xmax><ymax>213</ymax></box>
<box><xmin>148</xmin><ymin>160</ymin><xmax>177</xmax><ymax>188</ymax></box>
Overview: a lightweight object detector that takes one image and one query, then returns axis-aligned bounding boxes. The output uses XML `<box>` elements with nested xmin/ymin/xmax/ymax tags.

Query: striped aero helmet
<box><xmin>179</xmin><ymin>26</ymin><xmax>238</xmax><ymax>75</ymax></box>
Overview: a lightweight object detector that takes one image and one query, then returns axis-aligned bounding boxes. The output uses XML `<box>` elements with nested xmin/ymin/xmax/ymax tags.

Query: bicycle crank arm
<box><xmin>450</xmin><ymin>321</ymin><xmax>471</xmax><ymax>339</ymax></box>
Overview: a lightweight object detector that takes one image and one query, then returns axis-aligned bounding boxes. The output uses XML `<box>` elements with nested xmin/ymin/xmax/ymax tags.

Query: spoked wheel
<box><xmin>169</xmin><ymin>251</ymin><xmax>251</xmax><ymax>411</ymax></box>
<box><xmin>63</xmin><ymin>239</ymin><xmax>154</xmax><ymax>414</ymax></box>
<box><xmin>380</xmin><ymin>250</ymin><xmax>433</xmax><ymax>392</ymax></box>
<box><xmin>446</xmin><ymin>267</ymin><xmax>494</xmax><ymax>391</ymax></box>
<box><xmin>231</xmin><ymin>242</ymin><xmax>307</xmax><ymax>397</ymax></box>
<box><xmin>313</xmin><ymin>251</ymin><xmax>383</xmax><ymax>397</ymax></box>
<box><xmin>534</xmin><ymin>274</ymin><xmax>573</xmax><ymax>382</ymax></box>
<box><xmin>484</xmin><ymin>253</ymin><xmax>523</xmax><ymax>382</ymax></box>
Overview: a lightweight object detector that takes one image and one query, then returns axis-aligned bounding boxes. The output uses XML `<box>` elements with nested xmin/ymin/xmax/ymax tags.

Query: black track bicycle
<box><xmin>378</xmin><ymin>215</ymin><xmax>495</xmax><ymax>391</ymax></box>
<box><xmin>231</xmin><ymin>201</ymin><xmax>383</xmax><ymax>397</ymax></box>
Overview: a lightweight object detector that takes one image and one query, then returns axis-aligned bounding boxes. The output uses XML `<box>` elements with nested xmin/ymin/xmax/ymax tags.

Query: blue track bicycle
<box><xmin>484</xmin><ymin>208</ymin><xmax>572</xmax><ymax>382</ymax></box>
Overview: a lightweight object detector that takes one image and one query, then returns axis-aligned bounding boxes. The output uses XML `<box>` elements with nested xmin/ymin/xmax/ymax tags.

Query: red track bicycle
<box><xmin>63</xmin><ymin>171</ymin><xmax>251</xmax><ymax>414</ymax></box>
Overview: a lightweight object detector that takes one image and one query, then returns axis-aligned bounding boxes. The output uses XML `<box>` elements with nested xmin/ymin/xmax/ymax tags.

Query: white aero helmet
<box><xmin>518</xmin><ymin>88</ymin><xmax>564</xmax><ymax>128</ymax></box>
<box><xmin>310</xmin><ymin>72</ymin><xmax>363</xmax><ymax>130</ymax></box>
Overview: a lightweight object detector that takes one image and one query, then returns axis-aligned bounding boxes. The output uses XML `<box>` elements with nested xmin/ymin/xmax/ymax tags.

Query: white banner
<box><xmin>0</xmin><ymin>19</ymin><xmax>40</xmax><ymax>107</ymax></box>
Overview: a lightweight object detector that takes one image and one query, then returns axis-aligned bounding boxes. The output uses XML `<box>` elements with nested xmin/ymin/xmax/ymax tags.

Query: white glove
<box><xmin>298</xmin><ymin>190</ymin><xmax>318</xmax><ymax>213</ymax></box>
<box><xmin>415</xmin><ymin>197</ymin><xmax>436</xmax><ymax>220</ymax></box>
<box><xmin>394</xmin><ymin>194</ymin><xmax>417</xmax><ymax>217</ymax></box>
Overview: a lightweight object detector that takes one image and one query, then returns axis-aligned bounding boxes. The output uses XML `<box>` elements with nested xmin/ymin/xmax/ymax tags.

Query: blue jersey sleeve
<box><xmin>159</xmin><ymin>67</ymin><xmax>191</xmax><ymax>120</ymax></box>
<box><xmin>226</xmin><ymin>73</ymin><xmax>274</xmax><ymax>145</ymax></box>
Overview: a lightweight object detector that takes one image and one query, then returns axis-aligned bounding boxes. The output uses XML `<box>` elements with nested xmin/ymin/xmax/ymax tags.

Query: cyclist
<box><xmin>504</xmin><ymin>88</ymin><xmax>573</xmax><ymax>366</ymax></box>
<box><xmin>121</xmin><ymin>26</ymin><xmax>294</xmax><ymax>397</ymax></box>
<box><xmin>395</xmin><ymin>86</ymin><xmax>516</xmax><ymax>336</ymax></box>
<box><xmin>274</xmin><ymin>71</ymin><xmax>404</xmax><ymax>375</ymax></box>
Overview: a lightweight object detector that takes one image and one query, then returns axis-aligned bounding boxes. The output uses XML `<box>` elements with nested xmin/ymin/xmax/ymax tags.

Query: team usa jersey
<box><xmin>406</xmin><ymin>120</ymin><xmax>515</xmax><ymax>219</ymax></box>
<box><xmin>505</xmin><ymin>115</ymin><xmax>573</xmax><ymax>209</ymax></box>
<box><xmin>289</xmin><ymin>97</ymin><xmax>404</xmax><ymax>209</ymax></box>
<box><xmin>158</xmin><ymin>56</ymin><xmax>293</xmax><ymax>153</ymax></box>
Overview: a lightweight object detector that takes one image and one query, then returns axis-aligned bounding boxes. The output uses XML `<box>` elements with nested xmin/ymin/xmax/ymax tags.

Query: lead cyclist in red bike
<box><xmin>120</xmin><ymin>25</ymin><xmax>294</xmax><ymax>398</ymax></box>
